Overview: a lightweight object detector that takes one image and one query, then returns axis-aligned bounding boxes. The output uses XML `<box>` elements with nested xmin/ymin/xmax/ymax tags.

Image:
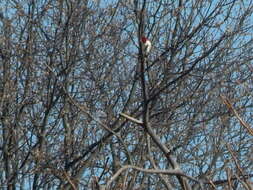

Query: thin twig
<box><xmin>220</xmin><ymin>95</ymin><xmax>253</xmax><ymax>136</ymax></box>
<box><xmin>119</xmin><ymin>112</ymin><xmax>143</xmax><ymax>125</ymax></box>
<box><xmin>63</xmin><ymin>171</ymin><xmax>78</xmax><ymax>190</ymax></box>
<box><xmin>226</xmin><ymin>144</ymin><xmax>244</xmax><ymax>176</ymax></box>
<box><xmin>226</xmin><ymin>144</ymin><xmax>252</xmax><ymax>190</ymax></box>
<box><xmin>226</xmin><ymin>168</ymin><xmax>232</xmax><ymax>190</ymax></box>
<box><xmin>234</xmin><ymin>174</ymin><xmax>252</xmax><ymax>190</ymax></box>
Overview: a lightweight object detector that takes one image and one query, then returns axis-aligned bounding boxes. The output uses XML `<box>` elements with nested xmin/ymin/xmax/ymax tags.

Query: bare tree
<box><xmin>0</xmin><ymin>0</ymin><xmax>252</xmax><ymax>189</ymax></box>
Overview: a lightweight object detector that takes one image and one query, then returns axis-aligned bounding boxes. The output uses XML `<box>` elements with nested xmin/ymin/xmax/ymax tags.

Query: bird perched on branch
<box><xmin>141</xmin><ymin>36</ymin><xmax>152</xmax><ymax>56</ymax></box>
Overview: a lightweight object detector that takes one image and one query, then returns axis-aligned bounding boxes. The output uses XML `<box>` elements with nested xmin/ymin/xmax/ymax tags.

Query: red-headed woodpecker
<box><xmin>141</xmin><ymin>36</ymin><xmax>151</xmax><ymax>55</ymax></box>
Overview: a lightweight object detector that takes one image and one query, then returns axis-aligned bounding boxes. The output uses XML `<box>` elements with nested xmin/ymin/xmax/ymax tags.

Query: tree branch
<box><xmin>106</xmin><ymin>165</ymin><xmax>199</xmax><ymax>189</ymax></box>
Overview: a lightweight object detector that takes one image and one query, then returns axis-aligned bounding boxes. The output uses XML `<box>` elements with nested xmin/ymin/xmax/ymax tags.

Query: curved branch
<box><xmin>106</xmin><ymin>165</ymin><xmax>199</xmax><ymax>189</ymax></box>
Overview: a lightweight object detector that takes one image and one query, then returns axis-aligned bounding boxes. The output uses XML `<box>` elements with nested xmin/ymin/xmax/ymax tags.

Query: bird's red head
<box><xmin>141</xmin><ymin>36</ymin><xmax>148</xmax><ymax>43</ymax></box>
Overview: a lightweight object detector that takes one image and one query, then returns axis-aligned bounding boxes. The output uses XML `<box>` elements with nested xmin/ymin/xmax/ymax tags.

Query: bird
<box><xmin>141</xmin><ymin>36</ymin><xmax>152</xmax><ymax>55</ymax></box>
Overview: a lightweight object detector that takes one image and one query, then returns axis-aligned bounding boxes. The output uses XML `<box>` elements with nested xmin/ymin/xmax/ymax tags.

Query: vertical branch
<box><xmin>137</xmin><ymin>1</ymin><xmax>191</xmax><ymax>190</ymax></box>
<box><xmin>138</xmin><ymin>0</ymin><xmax>149</xmax><ymax>123</ymax></box>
